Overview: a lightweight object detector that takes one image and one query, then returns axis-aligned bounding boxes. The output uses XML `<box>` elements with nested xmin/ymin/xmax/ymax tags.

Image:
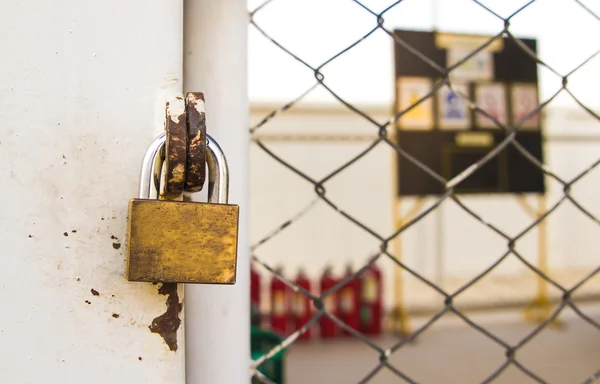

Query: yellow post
<box><xmin>520</xmin><ymin>194</ymin><xmax>561</xmax><ymax>327</ymax></box>
<box><xmin>389</xmin><ymin>196</ymin><xmax>406</xmax><ymax>337</ymax></box>
<box><xmin>387</xmin><ymin>121</ymin><xmax>424</xmax><ymax>337</ymax></box>
<box><xmin>389</xmin><ymin>197</ymin><xmax>425</xmax><ymax>337</ymax></box>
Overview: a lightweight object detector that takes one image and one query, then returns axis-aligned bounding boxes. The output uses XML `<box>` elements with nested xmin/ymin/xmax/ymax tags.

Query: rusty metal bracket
<box><xmin>162</xmin><ymin>92</ymin><xmax>208</xmax><ymax>197</ymax></box>
<box><xmin>163</xmin><ymin>96</ymin><xmax>188</xmax><ymax>199</ymax></box>
<box><xmin>184</xmin><ymin>92</ymin><xmax>207</xmax><ymax>192</ymax></box>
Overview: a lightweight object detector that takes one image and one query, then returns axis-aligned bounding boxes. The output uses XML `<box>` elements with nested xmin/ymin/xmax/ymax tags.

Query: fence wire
<box><xmin>248</xmin><ymin>1</ymin><xmax>600</xmax><ymax>383</ymax></box>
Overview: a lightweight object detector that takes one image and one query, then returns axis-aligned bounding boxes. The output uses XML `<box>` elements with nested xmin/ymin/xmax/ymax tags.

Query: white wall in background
<box><xmin>249</xmin><ymin>104</ymin><xmax>600</xmax><ymax>310</ymax></box>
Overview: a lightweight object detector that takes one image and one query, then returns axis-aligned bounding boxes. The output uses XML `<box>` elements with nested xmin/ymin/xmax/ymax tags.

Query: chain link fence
<box><xmin>248</xmin><ymin>1</ymin><xmax>600</xmax><ymax>383</ymax></box>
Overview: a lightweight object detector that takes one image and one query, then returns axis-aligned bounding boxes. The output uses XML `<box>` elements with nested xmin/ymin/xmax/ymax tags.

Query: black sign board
<box><xmin>393</xmin><ymin>29</ymin><xmax>545</xmax><ymax>196</ymax></box>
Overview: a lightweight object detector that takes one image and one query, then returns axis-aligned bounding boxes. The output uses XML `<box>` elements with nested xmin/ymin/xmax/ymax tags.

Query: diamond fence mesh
<box><xmin>248</xmin><ymin>1</ymin><xmax>600</xmax><ymax>383</ymax></box>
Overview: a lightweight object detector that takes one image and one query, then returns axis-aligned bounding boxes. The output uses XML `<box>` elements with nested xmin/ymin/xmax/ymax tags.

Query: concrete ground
<box><xmin>281</xmin><ymin>305</ymin><xmax>600</xmax><ymax>384</ymax></box>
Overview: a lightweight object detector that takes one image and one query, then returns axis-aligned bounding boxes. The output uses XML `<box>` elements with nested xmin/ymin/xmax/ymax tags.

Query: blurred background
<box><xmin>246</xmin><ymin>1</ymin><xmax>600</xmax><ymax>383</ymax></box>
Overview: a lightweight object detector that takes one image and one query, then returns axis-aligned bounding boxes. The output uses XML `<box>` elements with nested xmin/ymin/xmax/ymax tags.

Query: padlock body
<box><xmin>126</xmin><ymin>198</ymin><xmax>239</xmax><ymax>284</ymax></box>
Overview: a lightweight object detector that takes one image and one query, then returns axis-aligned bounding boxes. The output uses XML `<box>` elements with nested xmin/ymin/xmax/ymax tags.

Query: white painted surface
<box><xmin>167</xmin><ymin>96</ymin><xmax>187</xmax><ymax>124</ymax></box>
<box><xmin>183</xmin><ymin>0</ymin><xmax>251</xmax><ymax>383</ymax></box>
<box><xmin>0</xmin><ymin>1</ymin><xmax>185</xmax><ymax>383</ymax></box>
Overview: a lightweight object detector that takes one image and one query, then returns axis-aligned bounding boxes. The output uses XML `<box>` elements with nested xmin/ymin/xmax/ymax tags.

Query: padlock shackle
<box><xmin>139</xmin><ymin>133</ymin><xmax>166</xmax><ymax>200</ymax></box>
<box><xmin>138</xmin><ymin>133</ymin><xmax>229</xmax><ymax>203</ymax></box>
<box><xmin>204</xmin><ymin>135</ymin><xmax>229</xmax><ymax>204</ymax></box>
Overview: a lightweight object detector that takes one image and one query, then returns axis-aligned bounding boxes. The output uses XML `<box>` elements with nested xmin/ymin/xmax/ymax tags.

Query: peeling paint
<box><xmin>166</xmin><ymin>96</ymin><xmax>186</xmax><ymax>124</ymax></box>
<box><xmin>184</xmin><ymin>92</ymin><xmax>206</xmax><ymax>192</ymax></box>
<box><xmin>186</xmin><ymin>92</ymin><xmax>205</xmax><ymax>114</ymax></box>
<box><xmin>164</xmin><ymin>96</ymin><xmax>187</xmax><ymax>198</ymax></box>
<box><xmin>149</xmin><ymin>283</ymin><xmax>182</xmax><ymax>352</ymax></box>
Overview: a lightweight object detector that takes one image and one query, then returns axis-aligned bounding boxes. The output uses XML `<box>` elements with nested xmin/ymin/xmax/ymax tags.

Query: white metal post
<box><xmin>183</xmin><ymin>1</ymin><xmax>250</xmax><ymax>383</ymax></box>
<box><xmin>0</xmin><ymin>1</ymin><xmax>185</xmax><ymax>383</ymax></box>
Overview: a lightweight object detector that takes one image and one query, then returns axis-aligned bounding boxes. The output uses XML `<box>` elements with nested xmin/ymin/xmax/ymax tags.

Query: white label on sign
<box><xmin>324</xmin><ymin>294</ymin><xmax>336</xmax><ymax>313</ymax></box>
<box><xmin>340</xmin><ymin>288</ymin><xmax>354</xmax><ymax>314</ymax></box>
<box><xmin>511</xmin><ymin>84</ymin><xmax>539</xmax><ymax>129</ymax></box>
<box><xmin>362</xmin><ymin>276</ymin><xmax>377</xmax><ymax>303</ymax></box>
<box><xmin>447</xmin><ymin>48</ymin><xmax>494</xmax><ymax>82</ymax></box>
<box><xmin>293</xmin><ymin>293</ymin><xmax>306</xmax><ymax>316</ymax></box>
<box><xmin>475</xmin><ymin>83</ymin><xmax>508</xmax><ymax>128</ymax></box>
<box><xmin>273</xmin><ymin>291</ymin><xmax>286</xmax><ymax>316</ymax></box>
<box><xmin>396</xmin><ymin>77</ymin><xmax>434</xmax><ymax>130</ymax></box>
<box><xmin>438</xmin><ymin>83</ymin><xmax>471</xmax><ymax>130</ymax></box>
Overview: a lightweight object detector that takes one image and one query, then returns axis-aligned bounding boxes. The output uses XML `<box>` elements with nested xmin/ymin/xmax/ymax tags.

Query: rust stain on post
<box><xmin>149</xmin><ymin>283</ymin><xmax>182</xmax><ymax>352</ymax></box>
<box><xmin>184</xmin><ymin>92</ymin><xmax>206</xmax><ymax>192</ymax></box>
<box><xmin>164</xmin><ymin>96</ymin><xmax>187</xmax><ymax>198</ymax></box>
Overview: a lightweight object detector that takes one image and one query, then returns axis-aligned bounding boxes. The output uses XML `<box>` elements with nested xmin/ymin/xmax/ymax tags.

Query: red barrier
<box><xmin>250</xmin><ymin>264</ymin><xmax>262</xmax><ymax>326</ymax></box>
<box><xmin>359</xmin><ymin>263</ymin><xmax>383</xmax><ymax>336</ymax></box>
<box><xmin>338</xmin><ymin>263</ymin><xmax>360</xmax><ymax>336</ymax></box>
<box><xmin>292</xmin><ymin>268</ymin><xmax>312</xmax><ymax>340</ymax></box>
<box><xmin>270</xmin><ymin>267</ymin><xmax>289</xmax><ymax>336</ymax></box>
<box><xmin>319</xmin><ymin>266</ymin><xmax>339</xmax><ymax>339</ymax></box>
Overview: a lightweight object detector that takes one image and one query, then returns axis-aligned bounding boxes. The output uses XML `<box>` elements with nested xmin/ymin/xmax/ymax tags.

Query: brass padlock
<box><xmin>126</xmin><ymin>133</ymin><xmax>239</xmax><ymax>284</ymax></box>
